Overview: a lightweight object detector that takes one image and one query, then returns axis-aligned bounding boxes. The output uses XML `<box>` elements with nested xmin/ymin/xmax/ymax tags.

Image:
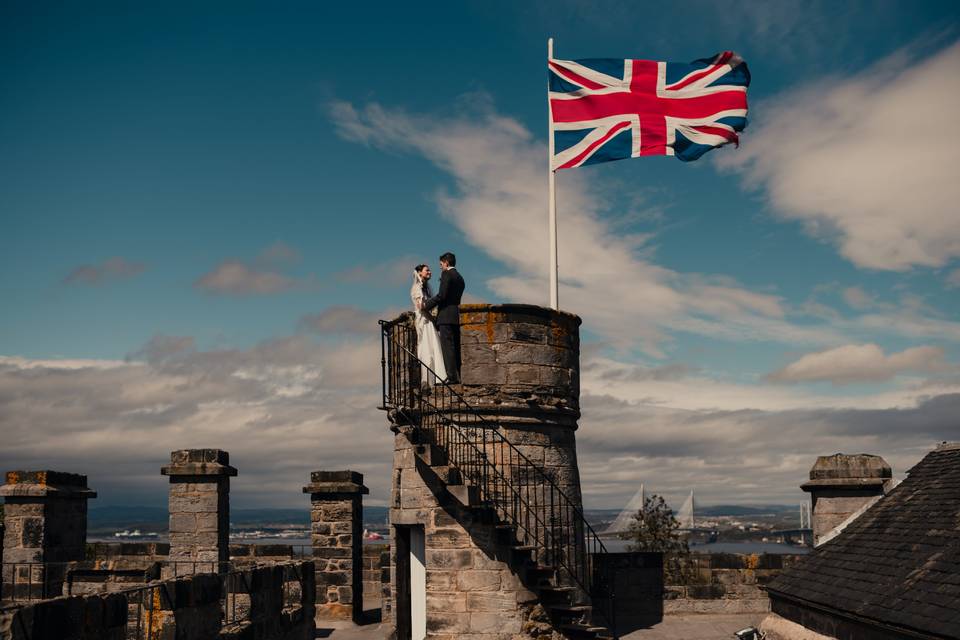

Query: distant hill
<box><xmin>696</xmin><ymin>505</ymin><xmax>795</xmax><ymax>517</ymax></box>
<box><xmin>89</xmin><ymin>505</ymin><xmax>168</xmax><ymax>528</ymax></box>
<box><xmin>584</xmin><ymin>504</ymin><xmax>796</xmax><ymax>524</ymax></box>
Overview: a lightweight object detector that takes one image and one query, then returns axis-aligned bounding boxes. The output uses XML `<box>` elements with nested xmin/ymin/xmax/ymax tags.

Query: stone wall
<box><xmin>390</xmin><ymin>433</ymin><xmax>539</xmax><ymax>638</ymax></box>
<box><xmin>86</xmin><ymin>542</ymin><xmax>170</xmax><ymax>565</ymax></box>
<box><xmin>229</xmin><ymin>544</ymin><xmax>301</xmax><ymax>567</ymax></box>
<box><xmin>592</xmin><ymin>552</ymin><xmax>663</xmax><ymax>633</ymax></box>
<box><xmin>0</xmin><ymin>592</ymin><xmax>127</xmax><ymax>639</ymax></box>
<box><xmin>63</xmin><ymin>563</ymin><xmax>160</xmax><ymax>596</ymax></box>
<box><xmin>362</xmin><ymin>542</ymin><xmax>389</xmax><ymax>610</ymax></box>
<box><xmin>220</xmin><ymin>562</ymin><xmax>316</xmax><ymax>640</ymax></box>
<box><xmin>664</xmin><ymin>553</ymin><xmax>806</xmax><ymax>614</ymax></box>
<box><xmin>84</xmin><ymin>541</ymin><xmax>299</xmax><ymax>568</ymax></box>
<box><xmin>459</xmin><ymin>304</ymin><xmax>580</xmax><ymax>409</ymax></box>
<box><xmin>0</xmin><ymin>561</ymin><xmax>315</xmax><ymax>640</ymax></box>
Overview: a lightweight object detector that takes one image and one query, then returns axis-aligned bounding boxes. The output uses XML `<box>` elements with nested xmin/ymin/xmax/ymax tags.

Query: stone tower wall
<box><xmin>387</xmin><ymin>304</ymin><xmax>584</xmax><ymax>639</ymax></box>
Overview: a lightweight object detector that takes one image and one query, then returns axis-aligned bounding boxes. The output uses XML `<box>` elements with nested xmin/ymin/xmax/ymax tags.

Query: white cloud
<box><xmin>298</xmin><ymin>306</ymin><xmax>388</xmax><ymax>335</ymax></box>
<box><xmin>842</xmin><ymin>286</ymin><xmax>874</xmax><ymax>310</ymax></box>
<box><xmin>194</xmin><ymin>243</ymin><xmax>317</xmax><ymax>296</ymax></box>
<box><xmin>946</xmin><ymin>268</ymin><xmax>960</xmax><ymax>289</ymax></box>
<box><xmin>63</xmin><ymin>257</ymin><xmax>146</xmax><ymax>285</ymax></box>
<box><xmin>335</xmin><ymin>255</ymin><xmax>421</xmax><ymax>287</ymax></box>
<box><xmin>195</xmin><ymin>261</ymin><xmax>297</xmax><ymax>295</ymax></box>
<box><xmin>721</xmin><ymin>41</ymin><xmax>960</xmax><ymax>271</ymax></box>
<box><xmin>330</xmin><ymin>99</ymin><xmax>849</xmax><ymax>355</ymax></box>
<box><xmin>766</xmin><ymin>343</ymin><xmax>949</xmax><ymax>385</ymax></box>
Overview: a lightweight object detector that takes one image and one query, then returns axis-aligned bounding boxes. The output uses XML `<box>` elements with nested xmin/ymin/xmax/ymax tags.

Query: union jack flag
<box><xmin>549</xmin><ymin>52</ymin><xmax>750</xmax><ymax>170</ymax></box>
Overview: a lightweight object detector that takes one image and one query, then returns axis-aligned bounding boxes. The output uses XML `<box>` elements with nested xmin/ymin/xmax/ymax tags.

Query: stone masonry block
<box><xmin>466</xmin><ymin>592</ymin><xmax>516</xmax><ymax>612</ymax></box>
<box><xmin>168</xmin><ymin>513</ymin><xmax>197</xmax><ymax>532</ymax></box>
<box><xmin>469</xmin><ymin>612</ymin><xmax>521</xmax><ymax>634</ymax></box>
<box><xmin>426</xmin><ymin>549</ymin><xmax>473</xmax><ymax>569</ymax></box>
<box><xmin>457</xmin><ymin>570</ymin><xmax>501</xmax><ymax>592</ymax></box>
<box><xmin>427</xmin><ymin>593</ymin><xmax>467</xmax><ymax>613</ymax></box>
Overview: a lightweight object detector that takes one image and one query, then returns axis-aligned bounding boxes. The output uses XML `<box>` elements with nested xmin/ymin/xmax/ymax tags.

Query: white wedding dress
<box><xmin>411</xmin><ymin>272</ymin><xmax>448</xmax><ymax>387</ymax></box>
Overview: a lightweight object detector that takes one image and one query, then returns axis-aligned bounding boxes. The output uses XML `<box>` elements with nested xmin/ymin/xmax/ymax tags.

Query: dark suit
<box><xmin>423</xmin><ymin>267</ymin><xmax>465</xmax><ymax>382</ymax></box>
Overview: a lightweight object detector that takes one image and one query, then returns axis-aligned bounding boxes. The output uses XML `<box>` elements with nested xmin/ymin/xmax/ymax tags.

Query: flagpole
<box><xmin>547</xmin><ymin>37</ymin><xmax>559</xmax><ymax>310</ymax></box>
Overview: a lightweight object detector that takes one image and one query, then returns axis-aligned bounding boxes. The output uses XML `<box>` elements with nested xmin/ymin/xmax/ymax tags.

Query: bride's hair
<box><xmin>412</xmin><ymin>265</ymin><xmax>433</xmax><ymax>298</ymax></box>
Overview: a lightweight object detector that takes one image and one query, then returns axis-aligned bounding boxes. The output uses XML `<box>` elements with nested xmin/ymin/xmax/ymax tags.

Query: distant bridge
<box><xmin>770</xmin><ymin>528</ymin><xmax>813</xmax><ymax>546</ymax></box>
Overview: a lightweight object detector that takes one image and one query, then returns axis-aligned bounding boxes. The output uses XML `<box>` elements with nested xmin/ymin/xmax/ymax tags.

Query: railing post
<box><xmin>380</xmin><ymin>321</ymin><xmax>387</xmax><ymax>408</ymax></box>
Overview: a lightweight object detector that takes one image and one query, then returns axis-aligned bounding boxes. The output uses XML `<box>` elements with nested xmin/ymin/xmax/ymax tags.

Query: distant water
<box><xmin>89</xmin><ymin>536</ymin><xmax>388</xmax><ymax>550</ymax></box>
<box><xmin>691</xmin><ymin>541</ymin><xmax>809</xmax><ymax>554</ymax></box>
<box><xmin>602</xmin><ymin>538</ymin><xmax>808</xmax><ymax>554</ymax></box>
<box><xmin>92</xmin><ymin>535</ymin><xmax>802</xmax><ymax>555</ymax></box>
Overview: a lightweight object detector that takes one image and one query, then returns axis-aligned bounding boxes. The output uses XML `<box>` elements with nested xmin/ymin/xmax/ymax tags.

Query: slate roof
<box><xmin>767</xmin><ymin>443</ymin><xmax>960</xmax><ymax>639</ymax></box>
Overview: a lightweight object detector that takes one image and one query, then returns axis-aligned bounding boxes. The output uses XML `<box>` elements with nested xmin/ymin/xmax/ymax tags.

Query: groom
<box><xmin>422</xmin><ymin>251</ymin><xmax>465</xmax><ymax>384</ymax></box>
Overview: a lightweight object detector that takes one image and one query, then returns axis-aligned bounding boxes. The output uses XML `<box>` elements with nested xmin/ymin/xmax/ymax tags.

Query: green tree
<box><xmin>625</xmin><ymin>494</ymin><xmax>689</xmax><ymax>553</ymax></box>
<box><xmin>624</xmin><ymin>494</ymin><xmax>692</xmax><ymax>583</ymax></box>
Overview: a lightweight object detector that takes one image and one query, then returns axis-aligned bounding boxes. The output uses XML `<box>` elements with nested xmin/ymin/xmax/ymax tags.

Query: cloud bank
<box><xmin>767</xmin><ymin>344</ymin><xmax>949</xmax><ymax>385</ymax></box>
<box><xmin>0</xmin><ymin>326</ymin><xmax>390</xmax><ymax>508</ymax></box>
<box><xmin>3</xmin><ymin>343</ymin><xmax>958</xmax><ymax>509</ymax></box>
<box><xmin>720</xmin><ymin>40</ymin><xmax>960</xmax><ymax>271</ymax></box>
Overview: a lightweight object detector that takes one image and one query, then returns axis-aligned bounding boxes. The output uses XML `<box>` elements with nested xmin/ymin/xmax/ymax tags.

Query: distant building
<box><xmin>762</xmin><ymin>443</ymin><xmax>960</xmax><ymax>640</ymax></box>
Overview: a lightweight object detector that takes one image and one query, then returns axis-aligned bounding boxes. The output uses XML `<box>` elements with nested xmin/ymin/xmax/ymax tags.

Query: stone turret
<box><xmin>801</xmin><ymin>453</ymin><xmax>892</xmax><ymax>546</ymax></box>
<box><xmin>385</xmin><ymin>304</ymin><xmax>585</xmax><ymax>638</ymax></box>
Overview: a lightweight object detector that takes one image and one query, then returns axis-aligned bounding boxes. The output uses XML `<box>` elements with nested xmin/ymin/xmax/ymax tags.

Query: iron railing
<box><xmin>380</xmin><ymin>316</ymin><xmax>616</xmax><ymax>635</ymax></box>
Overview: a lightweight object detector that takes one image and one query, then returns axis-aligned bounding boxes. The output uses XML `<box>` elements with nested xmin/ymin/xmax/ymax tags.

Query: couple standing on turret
<box><xmin>410</xmin><ymin>252</ymin><xmax>465</xmax><ymax>387</ymax></box>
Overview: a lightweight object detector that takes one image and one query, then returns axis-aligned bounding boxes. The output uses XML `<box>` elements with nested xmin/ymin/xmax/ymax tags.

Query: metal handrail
<box><xmin>380</xmin><ymin>319</ymin><xmax>616</xmax><ymax>635</ymax></box>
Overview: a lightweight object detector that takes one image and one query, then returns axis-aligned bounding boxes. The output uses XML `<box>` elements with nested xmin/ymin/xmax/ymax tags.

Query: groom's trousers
<box><xmin>438</xmin><ymin>323</ymin><xmax>461</xmax><ymax>383</ymax></box>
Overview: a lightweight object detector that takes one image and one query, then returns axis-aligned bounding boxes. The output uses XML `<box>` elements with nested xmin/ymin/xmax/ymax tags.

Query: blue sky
<box><xmin>2</xmin><ymin>1</ymin><xmax>959</xmax><ymax>510</ymax></box>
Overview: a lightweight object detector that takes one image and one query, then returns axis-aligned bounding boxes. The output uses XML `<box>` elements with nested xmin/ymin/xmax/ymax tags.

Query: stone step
<box><xmin>522</xmin><ymin>564</ymin><xmax>556</xmax><ymax>586</ymax></box>
<box><xmin>414</xmin><ymin>443</ymin><xmax>448</xmax><ymax>466</ymax></box>
<box><xmin>509</xmin><ymin>544</ymin><xmax>536</xmax><ymax>562</ymax></box>
<box><xmin>557</xmin><ymin>622</ymin><xmax>610</xmax><ymax>639</ymax></box>
<box><xmin>538</xmin><ymin>585</ymin><xmax>576</xmax><ymax>606</ymax></box>
<box><xmin>447</xmin><ymin>484</ymin><xmax>480</xmax><ymax>507</ymax></box>
<box><xmin>429</xmin><ymin>464</ymin><xmax>462</xmax><ymax>485</ymax></box>
<box><xmin>546</xmin><ymin>604</ymin><xmax>591</xmax><ymax>624</ymax></box>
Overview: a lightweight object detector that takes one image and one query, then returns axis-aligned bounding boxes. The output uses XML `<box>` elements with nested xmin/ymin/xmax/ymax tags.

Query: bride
<box><xmin>411</xmin><ymin>264</ymin><xmax>447</xmax><ymax>387</ymax></box>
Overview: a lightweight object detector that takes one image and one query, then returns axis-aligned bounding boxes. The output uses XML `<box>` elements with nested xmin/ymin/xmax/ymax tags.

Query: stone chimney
<box><xmin>801</xmin><ymin>453</ymin><xmax>892</xmax><ymax>546</ymax></box>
